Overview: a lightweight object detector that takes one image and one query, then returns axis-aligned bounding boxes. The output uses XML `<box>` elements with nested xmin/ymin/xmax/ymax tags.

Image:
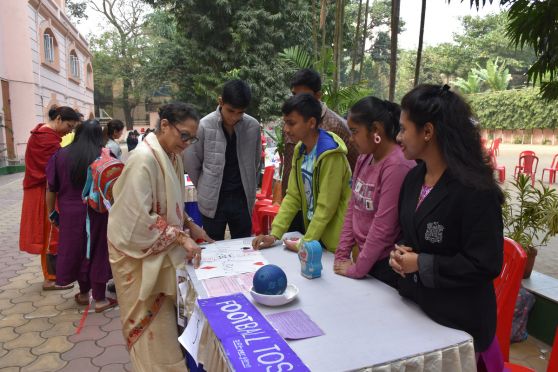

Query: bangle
<box><xmin>185</xmin><ymin>216</ymin><xmax>194</xmax><ymax>224</ymax></box>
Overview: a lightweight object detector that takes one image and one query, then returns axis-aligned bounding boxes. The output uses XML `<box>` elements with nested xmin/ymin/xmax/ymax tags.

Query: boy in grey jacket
<box><xmin>184</xmin><ymin>80</ymin><xmax>261</xmax><ymax>240</ymax></box>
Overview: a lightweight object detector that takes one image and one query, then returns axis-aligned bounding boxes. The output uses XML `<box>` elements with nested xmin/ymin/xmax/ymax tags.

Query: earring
<box><xmin>374</xmin><ymin>133</ymin><xmax>381</xmax><ymax>144</ymax></box>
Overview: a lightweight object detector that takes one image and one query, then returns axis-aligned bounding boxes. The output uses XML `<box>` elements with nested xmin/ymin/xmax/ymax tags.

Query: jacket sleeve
<box><xmin>304</xmin><ymin>153</ymin><xmax>349</xmax><ymax>243</ymax></box>
<box><xmin>270</xmin><ymin>153</ymin><xmax>302</xmax><ymax>239</ymax></box>
<box><xmin>183</xmin><ymin>124</ymin><xmax>205</xmax><ymax>186</ymax></box>
<box><xmin>346</xmin><ymin>164</ymin><xmax>409</xmax><ymax>278</ymax></box>
<box><xmin>420</xmin><ymin>189</ymin><xmax>504</xmax><ymax>288</ymax></box>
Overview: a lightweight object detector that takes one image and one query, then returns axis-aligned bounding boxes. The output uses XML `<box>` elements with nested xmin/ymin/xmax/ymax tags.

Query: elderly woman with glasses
<box><xmin>107</xmin><ymin>102</ymin><xmax>212</xmax><ymax>371</ymax></box>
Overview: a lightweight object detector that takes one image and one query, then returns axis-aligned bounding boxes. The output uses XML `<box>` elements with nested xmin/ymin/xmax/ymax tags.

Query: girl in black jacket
<box><xmin>389</xmin><ymin>84</ymin><xmax>504</xmax><ymax>363</ymax></box>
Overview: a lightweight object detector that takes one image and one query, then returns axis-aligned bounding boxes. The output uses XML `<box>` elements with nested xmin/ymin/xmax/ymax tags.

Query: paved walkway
<box><xmin>0</xmin><ymin>174</ymin><xmax>131</xmax><ymax>371</ymax></box>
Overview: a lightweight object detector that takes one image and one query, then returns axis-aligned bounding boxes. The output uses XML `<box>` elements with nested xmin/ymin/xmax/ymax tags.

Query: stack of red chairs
<box><xmin>252</xmin><ymin>166</ymin><xmax>279</xmax><ymax>235</ymax></box>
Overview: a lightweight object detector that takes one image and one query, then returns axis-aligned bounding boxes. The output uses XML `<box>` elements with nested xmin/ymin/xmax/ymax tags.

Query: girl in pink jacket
<box><xmin>334</xmin><ymin>97</ymin><xmax>415</xmax><ymax>279</ymax></box>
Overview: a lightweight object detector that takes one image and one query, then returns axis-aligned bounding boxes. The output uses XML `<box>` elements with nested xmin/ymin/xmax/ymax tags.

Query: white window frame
<box><xmin>44</xmin><ymin>33</ymin><xmax>54</xmax><ymax>63</ymax></box>
<box><xmin>70</xmin><ymin>53</ymin><xmax>80</xmax><ymax>78</ymax></box>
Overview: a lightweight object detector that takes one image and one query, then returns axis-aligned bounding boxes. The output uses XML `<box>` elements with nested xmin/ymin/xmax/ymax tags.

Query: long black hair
<box><xmin>401</xmin><ymin>84</ymin><xmax>503</xmax><ymax>203</ymax></box>
<box><xmin>68</xmin><ymin>120</ymin><xmax>104</xmax><ymax>187</ymax></box>
<box><xmin>349</xmin><ymin>96</ymin><xmax>401</xmax><ymax>141</ymax></box>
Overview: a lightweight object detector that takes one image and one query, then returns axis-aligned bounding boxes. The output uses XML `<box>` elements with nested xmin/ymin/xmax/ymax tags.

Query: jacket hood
<box><xmin>297</xmin><ymin>129</ymin><xmax>347</xmax><ymax>160</ymax></box>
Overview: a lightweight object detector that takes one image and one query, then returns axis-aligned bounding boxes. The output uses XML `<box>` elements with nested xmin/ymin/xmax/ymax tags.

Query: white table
<box><xmin>182</xmin><ymin>239</ymin><xmax>476</xmax><ymax>372</ymax></box>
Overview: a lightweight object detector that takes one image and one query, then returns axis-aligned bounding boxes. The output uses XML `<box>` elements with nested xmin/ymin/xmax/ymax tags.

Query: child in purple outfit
<box><xmin>334</xmin><ymin>97</ymin><xmax>415</xmax><ymax>279</ymax></box>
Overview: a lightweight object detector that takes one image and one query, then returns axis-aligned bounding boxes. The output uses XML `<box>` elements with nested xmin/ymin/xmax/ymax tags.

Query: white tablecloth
<box><xmin>181</xmin><ymin>239</ymin><xmax>477</xmax><ymax>372</ymax></box>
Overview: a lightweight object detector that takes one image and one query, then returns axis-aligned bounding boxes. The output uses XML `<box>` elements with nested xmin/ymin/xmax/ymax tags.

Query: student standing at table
<box><xmin>253</xmin><ymin>94</ymin><xmax>351</xmax><ymax>252</ymax></box>
<box><xmin>184</xmin><ymin>80</ymin><xmax>261</xmax><ymax>240</ymax></box>
<box><xmin>108</xmin><ymin>103</ymin><xmax>209</xmax><ymax>371</ymax></box>
<box><xmin>334</xmin><ymin>97</ymin><xmax>414</xmax><ymax>279</ymax></box>
<box><xmin>388</xmin><ymin>84</ymin><xmax>504</xmax><ymax>363</ymax></box>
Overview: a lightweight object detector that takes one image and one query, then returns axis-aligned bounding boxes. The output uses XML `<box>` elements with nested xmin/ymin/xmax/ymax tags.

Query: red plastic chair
<box><xmin>490</xmin><ymin>153</ymin><xmax>506</xmax><ymax>183</ymax></box>
<box><xmin>504</xmin><ymin>326</ymin><xmax>558</xmax><ymax>371</ymax></box>
<box><xmin>491</xmin><ymin>138</ymin><xmax>501</xmax><ymax>156</ymax></box>
<box><xmin>494</xmin><ymin>237</ymin><xmax>527</xmax><ymax>362</ymax></box>
<box><xmin>541</xmin><ymin>154</ymin><xmax>558</xmax><ymax>184</ymax></box>
<box><xmin>514</xmin><ymin>152</ymin><xmax>539</xmax><ymax>186</ymax></box>
<box><xmin>258</xmin><ymin>204</ymin><xmax>280</xmax><ymax>235</ymax></box>
<box><xmin>256</xmin><ymin>166</ymin><xmax>275</xmax><ymax>200</ymax></box>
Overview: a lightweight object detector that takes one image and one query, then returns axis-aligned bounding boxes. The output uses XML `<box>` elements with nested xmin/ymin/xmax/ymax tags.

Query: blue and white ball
<box><xmin>253</xmin><ymin>264</ymin><xmax>287</xmax><ymax>295</ymax></box>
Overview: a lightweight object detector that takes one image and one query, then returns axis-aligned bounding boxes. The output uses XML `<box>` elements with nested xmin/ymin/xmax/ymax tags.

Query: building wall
<box><xmin>0</xmin><ymin>0</ymin><xmax>94</xmax><ymax>162</ymax></box>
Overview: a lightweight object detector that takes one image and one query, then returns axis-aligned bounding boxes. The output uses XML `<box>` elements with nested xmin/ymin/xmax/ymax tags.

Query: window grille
<box><xmin>43</xmin><ymin>34</ymin><xmax>54</xmax><ymax>63</ymax></box>
<box><xmin>70</xmin><ymin>53</ymin><xmax>80</xmax><ymax>78</ymax></box>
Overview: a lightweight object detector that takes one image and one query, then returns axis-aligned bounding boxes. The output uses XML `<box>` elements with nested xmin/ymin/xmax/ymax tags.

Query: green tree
<box><xmin>459</xmin><ymin>0</ymin><xmax>558</xmax><ymax>99</ymax></box>
<box><xmin>144</xmin><ymin>0</ymin><xmax>315</xmax><ymax>120</ymax></box>
<box><xmin>89</xmin><ymin>0</ymin><xmax>152</xmax><ymax>128</ymax></box>
<box><xmin>454</xmin><ymin>72</ymin><xmax>483</xmax><ymax>94</ymax></box>
<box><xmin>473</xmin><ymin>57</ymin><xmax>511</xmax><ymax>91</ymax></box>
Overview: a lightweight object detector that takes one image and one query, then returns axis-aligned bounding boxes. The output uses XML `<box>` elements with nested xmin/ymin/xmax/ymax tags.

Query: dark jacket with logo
<box><xmin>396</xmin><ymin>162</ymin><xmax>503</xmax><ymax>352</ymax></box>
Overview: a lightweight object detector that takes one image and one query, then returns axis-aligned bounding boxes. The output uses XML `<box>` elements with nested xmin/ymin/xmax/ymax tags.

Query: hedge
<box><xmin>466</xmin><ymin>88</ymin><xmax>558</xmax><ymax>130</ymax></box>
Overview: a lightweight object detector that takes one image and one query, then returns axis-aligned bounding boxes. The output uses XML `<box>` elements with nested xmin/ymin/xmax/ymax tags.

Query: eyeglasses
<box><xmin>171</xmin><ymin>124</ymin><xmax>199</xmax><ymax>144</ymax></box>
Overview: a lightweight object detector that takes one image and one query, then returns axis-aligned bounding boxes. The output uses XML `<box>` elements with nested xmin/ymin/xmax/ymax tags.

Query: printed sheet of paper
<box><xmin>178</xmin><ymin>307</ymin><xmax>204</xmax><ymax>364</ymax></box>
<box><xmin>202</xmin><ymin>272</ymin><xmax>255</xmax><ymax>298</ymax></box>
<box><xmin>194</xmin><ymin>239</ymin><xmax>268</xmax><ymax>280</ymax></box>
<box><xmin>265</xmin><ymin>309</ymin><xmax>325</xmax><ymax>340</ymax></box>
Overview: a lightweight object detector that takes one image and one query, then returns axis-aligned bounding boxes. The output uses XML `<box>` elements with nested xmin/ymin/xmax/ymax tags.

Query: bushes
<box><xmin>466</xmin><ymin>88</ymin><xmax>558</xmax><ymax>130</ymax></box>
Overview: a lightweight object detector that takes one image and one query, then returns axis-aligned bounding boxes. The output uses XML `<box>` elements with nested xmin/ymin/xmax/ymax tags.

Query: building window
<box><xmin>41</xmin><ymin>28</ymin><xmax>59</xmax><ymax>71</ymax></box>
<box><xmin>70</xmin><ymin>51</ymin><xmax>80</xmax><ymax>79</ymax></box>
<box><xmin>43</xmin><ymin>33</ymin><xmax>55</xmax><ymax>63</ymax></box>
<box><xmin>86</xmin><ymin>63</ymin><xmax>94</xmax><ymax>89</ymax></box>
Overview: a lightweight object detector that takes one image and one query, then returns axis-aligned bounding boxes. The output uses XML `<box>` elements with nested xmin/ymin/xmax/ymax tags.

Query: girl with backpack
<box><xmin>46</xmin><ymin>120</ymin><xmax>117</xmax><ymax>312</ymax></box>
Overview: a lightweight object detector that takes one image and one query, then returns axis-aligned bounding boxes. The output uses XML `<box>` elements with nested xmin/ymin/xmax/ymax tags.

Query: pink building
<box><xmin>0</xmin><ymin>0</ymin><xmax>94</xmax><ymax>164</ymax></box>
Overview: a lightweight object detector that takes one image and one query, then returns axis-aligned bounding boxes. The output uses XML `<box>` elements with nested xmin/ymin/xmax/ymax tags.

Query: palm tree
<box><xmin>389</xmin><ymin>0</ymin><xmax>401</xmax><ymax>100</ymax></box>
<box><xmin>414</xmin><ymin>0</ymin><xmax>427</xmax><ymax>86</ymax></box>
<box><xmin>474</xmin><ymin>58</ymin><xmax>512</xmax><ymax>91</ymax></box>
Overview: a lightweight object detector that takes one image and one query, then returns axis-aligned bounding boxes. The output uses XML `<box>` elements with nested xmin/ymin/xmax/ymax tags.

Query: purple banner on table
<box><xmin>198</xmin><ymin>293</ymin><xmax>310</xmax><ymax>372</ymax></box>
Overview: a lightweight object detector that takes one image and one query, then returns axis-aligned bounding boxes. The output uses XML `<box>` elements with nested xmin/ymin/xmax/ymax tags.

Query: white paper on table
<box><xmin>202</xmin><ymin>272</ymin><xmax>255</xmax><ymax>298</ymax></box>
<box><xmin>178</xmin><ymin>307</ymin><xmax>204</xmax><ymax>365</ymax></box>
<box><xmin>194</xmin><ymin>241</ymin><xmax>268</xmax><ymax>280</ymax></box>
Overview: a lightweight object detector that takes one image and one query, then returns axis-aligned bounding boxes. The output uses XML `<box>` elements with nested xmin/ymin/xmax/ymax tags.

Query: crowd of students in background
<box><xmin>18</xmin><ymin>68</ymin><xmax>504</xmax><ymax>372</ymax></box>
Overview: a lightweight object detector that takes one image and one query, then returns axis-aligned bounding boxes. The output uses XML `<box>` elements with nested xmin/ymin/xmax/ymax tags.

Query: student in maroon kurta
<box><xmin>46</xmin><ymin>120</ymin><xmax>116</xmax><ymax>312</ymax></box>
<box><xmin>19</xmin><ymin>106</ymin><xmax>79</xmax><ymax>289</ymax></box>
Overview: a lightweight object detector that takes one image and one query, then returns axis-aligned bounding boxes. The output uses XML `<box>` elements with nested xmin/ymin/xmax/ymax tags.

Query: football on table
<box><xmin>253</xmin><ymin>264</ymin><xmax>287</xmax><ymax>295</ymax></box>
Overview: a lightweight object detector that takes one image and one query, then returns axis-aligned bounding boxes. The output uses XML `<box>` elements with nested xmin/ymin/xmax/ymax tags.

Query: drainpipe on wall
<box><xmin>35</xmin><ymin>0</ymin><xmax>44</xmax><ymax>121</ymax></box>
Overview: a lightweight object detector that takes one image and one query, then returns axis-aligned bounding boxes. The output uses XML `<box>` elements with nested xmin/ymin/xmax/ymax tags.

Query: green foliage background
<box><xmin>467</xmin><ymin>88</ymin><xmax>558</xmax><ymax>130</ymax></box>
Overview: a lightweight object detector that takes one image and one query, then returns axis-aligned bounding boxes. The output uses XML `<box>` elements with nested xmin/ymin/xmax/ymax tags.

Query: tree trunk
<box><xmin>349</xmin><ymin>0</ymin><xmax>363</xmax><ymax>84</ymax></box>
<box><xmin>333</xmin><ymin>0</ymin><xmax>345</xmax><ymax>111</ymax></box>
<box><xmin>414</xmin><ymin>0</ymin><xmax>426</xmax><ymax>87</ymax></box>
<box><xmin>122</xmin><ymin>77</ymin><xmax>133</xmax><ymax>130</ymax></box>
<box><xmin>389</xmin><ymin>0</ymin><xmax>401</xmax><ymax>101</ymax></box>
<box><xmin>320</xmin><ymin>0</ymin><xmax>328</xmax><ymax>68</ymax></box>
<box><xmin>358</xmin><ymin>0</ymin><xmax>370</xmax><ymax>83</ymax></box>
<box><xmin>312</xmin><ymin>0</ymin><xmax>320</xmax><ymax>63</ymax></box>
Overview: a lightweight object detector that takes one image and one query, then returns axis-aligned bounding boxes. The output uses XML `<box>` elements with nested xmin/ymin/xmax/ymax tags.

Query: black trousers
<box><xmin>201</xmin><ymin>191</ymin><xmax>252</xmax><ymax>241</ymax></box>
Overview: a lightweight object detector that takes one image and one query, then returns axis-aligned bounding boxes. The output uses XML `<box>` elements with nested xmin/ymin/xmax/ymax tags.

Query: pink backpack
<box><xmin>82</xmin><ymin>147</ymin><xmax>124</xmax><ymax>213</ymax></box>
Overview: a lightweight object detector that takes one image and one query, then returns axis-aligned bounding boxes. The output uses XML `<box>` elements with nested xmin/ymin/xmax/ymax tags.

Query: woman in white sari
<box><xmin>108</xmin><ymin>102</ymin><xmax>211</xmax><ymax>371</ymax></box>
